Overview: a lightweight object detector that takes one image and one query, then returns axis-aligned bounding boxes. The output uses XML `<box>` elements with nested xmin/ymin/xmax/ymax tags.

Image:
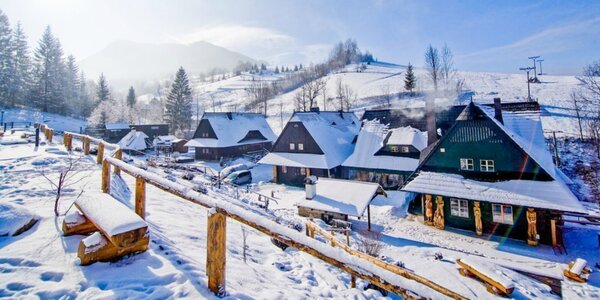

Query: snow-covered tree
<box><xmin>0</xmin><ymin>10</ymin><xmax>13</xmax><ymax>107</ymax></box>
<box><xmin>164</xmin><ymin>67</ymin><xmax>192</xmax><ymax>134</ymax></box>
<box><xmin>126</xmin><ymin>86</ymin><xmax>136</xmax><ymax>108</ymax></box>
<box><xmin>77</xmin><ymin>71</ymin><xmax>93</xmax><ymax>117</ymax></box>
<box><xmin>64</xmin><ymin>55</ymin><xmax>79</xmax><ymax>115</ymax></box>
<box><xmin>404</xmin><ymin>63</ymin><xmax>416</xmax><ymax>95</ymax></box>
<box><xmin>10</xmin><ymin>22</ymin><xmax>31</xmax><ymax>107</ymax></box>
<box><xmin>96</xmin><ymin>73</ymin><xmax>110</xmax><ymax>102</ymax></box>
<box><xmin>31</xmin><ymin>26</ymin><xmax>66</xmax><ymax>113</ymax></box>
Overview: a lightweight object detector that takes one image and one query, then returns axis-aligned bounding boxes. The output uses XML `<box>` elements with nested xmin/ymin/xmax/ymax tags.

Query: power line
<box><xmin>528</xmin><ymin>56</ymin><xmax>540</xmax><ymax>81</ymax></box>
<box><xmin>519</xmin><ymin>67</ymin><xmax>535</xmax><ymax>102</ymax></box>
<box><xmin>537</xmin><ymin>59</ymin><xmax>545</xmax><ymax>76</ymax></box>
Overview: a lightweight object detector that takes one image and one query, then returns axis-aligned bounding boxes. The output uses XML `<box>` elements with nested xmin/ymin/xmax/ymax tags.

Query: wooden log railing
<box><xmin>305</xmin><ymin>222</ymin><xmax>468</xmax><ymax>300</ymax></box>
<box><xmin>59</xmin><ymin>129</ymin><xmax>464</xmax><ymax>299</ymax></box>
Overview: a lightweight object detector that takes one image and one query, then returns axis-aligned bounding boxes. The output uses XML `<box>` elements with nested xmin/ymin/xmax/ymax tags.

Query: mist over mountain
<box><xmin>79</xmin><ymin>40</ymin><xmax>256</xmax><ymax>85</ymax></box>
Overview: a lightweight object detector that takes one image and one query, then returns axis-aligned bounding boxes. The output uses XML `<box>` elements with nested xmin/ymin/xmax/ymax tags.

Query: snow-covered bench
<box><xmin>63</xmin><ymin>192</ymin><xmax>149</xmax><ymax>265</ymax></box>
<box><xmin>456</xmin><ymin>258</ymin><xmax>515</xmax><ymax>295</ymax></box>
<box><xmin>563</xmin><ymin>258</ymin><xmax>591</xmax><ymax>283</ymax></box>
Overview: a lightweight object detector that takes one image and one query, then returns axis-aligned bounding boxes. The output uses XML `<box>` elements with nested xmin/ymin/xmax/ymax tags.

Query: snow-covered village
<box><xmin>0</xmin><ymin>1</ymin><xmax>600</xmax><ymax>299</ymax></box>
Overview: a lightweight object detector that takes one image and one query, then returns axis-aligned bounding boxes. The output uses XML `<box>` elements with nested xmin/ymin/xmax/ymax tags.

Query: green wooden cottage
<box><xmin>403</xmin><ymin>99</ymin><xmax>585</xmax><ymax>246</ymax></box>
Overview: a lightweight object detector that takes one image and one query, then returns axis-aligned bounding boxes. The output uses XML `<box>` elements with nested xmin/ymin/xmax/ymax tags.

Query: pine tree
<box><xmin>274</xmin><ymin>66</ymin><xmax>279</xmax><ymax>74</ymax></box>
<box><xmin>78</xmin><ymin>71</ymin><xmax>92</xmax><ymax>117</ymax></box>
<box><xmin>126</xmin><ymin>86</ymin><xmax>136</xmax><ymax>108</ymax></box>
<box><xmin>64</xmin><ymin>55</ymin><xmax>79</xmax><ymax>115</ymax></box>
<box><xmin>164</xmin><ymin>67</ymin><xmax>192</xmax><ymax>134</ymax></box>
<box><xmin>10</xmin><ymin>22</ymin><xmax>31</xmax><ymax>107</ymax></box>
<box><xmin>0</xmin><ymin>10</ymin><xmax>13</xmax><ymax>107</ymax></box>
<box><xmin>404</xmin><ymin>63</ymin><xmax>416</xmax><ymax>96</ymax></box>
<box><xmin>96</xmin><ymin>73</ymin><xmax>110</xmax><ymax>102</ymax></box>
<box><xmin>32</xmin><ymin>26</ymin><xmax>66</xmax><ymax>113</ymax></box>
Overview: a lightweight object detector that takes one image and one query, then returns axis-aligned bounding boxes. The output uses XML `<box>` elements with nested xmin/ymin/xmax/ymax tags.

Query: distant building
<box><xmin>259</xmin><ymin>109</ymin><xmax>360</xmax><ymax>186</ymax></box>
<box><xmin>153</xmin><ymin>135</ymin><xmax>188</xmax><ymax>153</ymax></box>
<box><xmin>117</xmin><ymin>130</ymin><xmax>152</xmax><ymax>154</ymax></box>
<box><xmin>130</xmin><ymin>124</ymin><xmax>169</xmax><ymax>140</ymax></box>
<box><xmin>403</xmin><ymin>99</ymin><xmax>584</xmax><ymax>246</ymax></box>
<box><xmin>186</xmin><ymin>112</ymin><xmax>276</xmax><ymax>161</ymax></box>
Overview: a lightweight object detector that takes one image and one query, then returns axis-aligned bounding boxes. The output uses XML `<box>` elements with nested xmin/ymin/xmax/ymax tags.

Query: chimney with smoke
<box><xmin>304</xmin><ymin>175</ymin><xmax>318</xmax><ymax>200</ymax></box>
<box><xmin>426</xmin><ymin>100</ymin><xmax>437</xmax><ymax>145</ymax></box>
<box><xmin>493</xmin><ymin>97</ymin><xmax>504</xmax><ymax>124</ymax></box>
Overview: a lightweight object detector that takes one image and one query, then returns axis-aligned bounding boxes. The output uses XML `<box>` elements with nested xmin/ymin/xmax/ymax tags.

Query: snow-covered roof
<box><xmin>296</xmin><ymin>178</ymin><xmax>385</xmax><ymax>217</ymax></box>
<box><xmin>105</xmin><ymin>123</ymin><xmax>130</xmax><ymax>130</ymax></box>
<box><xmin>403</xmin><ymin>172</ymin><xmax>585</xmax><ymax>213</ymax></box>
<box><xmin>260</xmin><ymin>111</ymin><xmax>359</xmax><ymax>169</ymax></box>
<box><xmin>186</xmin><ymin>112</ymin><xmax>276</xmax><ymax>148</ymax></box>
<box><xmin>342</xmin><ymin>121</ymin><xmax>420</xmax><ymax>172</ymax></box>
<box><xmin>153</xmin><ymin>135</ymin><xmax>178</xmax><ymax>146</ymax></box>
<box><xmin>118</xmin><ymin>130</ymin><xmax>150</xmax><ymax>151</ymax></box>
<box><xmin>387</xmin><ymin>126</ymin><xmax>428</xmax><ymax>151</ymax></box>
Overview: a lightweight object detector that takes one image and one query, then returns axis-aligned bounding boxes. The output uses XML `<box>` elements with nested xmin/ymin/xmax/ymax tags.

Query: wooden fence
<box><xmin>60</xmin><ymin>130</ymin><xmax>466</xmax><ymax>299</ymax></box>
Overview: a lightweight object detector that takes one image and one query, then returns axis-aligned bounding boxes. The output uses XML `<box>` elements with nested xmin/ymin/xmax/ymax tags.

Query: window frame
<box><xmin>300</xmin><ymin>167</ymin><xmax>306</xmax><ymax>175</ymax></box>
<box><xmin>460</xmin><ymin>158</ymin><xmax>474</xmax><ymax>171</ymax></box>
<box><xmin>281</xmin><ymin>166</ymin><xmax>287</xmax><ymax>173</ymax></box>
<box><xmin>480</xmin><ymin>159</ymin><xmax>495</xmax><ymax>172</ymax></box>
<box><xmin>450</xmin><ymin>198</ymin><xmax>469</xmax><ymax>218</ymax></box>
<box><xmin>401</xmin><ymin>146</ymin><xmax>410</xmax><ymax>153</ymax></box>
<box><xmin>492</xmin><ymin>204</ymin><xmax>513</xmax><ymax>225</ymax></box>
<box><xmin>298</xmin><ymin>143</ymin><xmax>304</xmax><ymax>151</ymax></box>
<box><xmin>289</xmin><ymin>143</ymin><xmax>295</xmax><ymax>150</ymax></box>
<box><xmin>390</xmin><ymin>145</ymin><xmax>399</xmax><ymax>153</ymax></box>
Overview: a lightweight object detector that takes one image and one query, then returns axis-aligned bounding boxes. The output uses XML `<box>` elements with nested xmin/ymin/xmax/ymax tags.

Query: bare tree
<box><xmin>587</xmin><ymin>107</ymin><xmax>600</xmax><ymax>158</ymax></box>
<box><xmin>294</xmin><ymin>70</ymin><xmax>327</xmax><ymax>111</ymax></box>
<box><xmin>577</xmin><ymin>60</ymin><xmax>600</xmax><ymax>100</ymax></box>
<box><xmin>441</xmin><ymin>44</ymin><xmax>456</xmax><ymax>92</ymax></box>
<box><xmin>246</xmin><ymin>80</ymin><xmax>273</xmax><ymax>115</ymax></box>
<box><xmin>571</xmin><ymin>91</ymin><xmax>585</xmax><ymax>140</ymax></box>
<box><xmin>357</xmin><ymin>228</ymin><xmax>383</xmax><ymax>257</ymax></box>
<box><xmin>380</xmin><ymin>84</ymin><xmax>392</xmax><ymax>107</ymax></box>
<box><xmin>424</xmin><ymin>45</ymin><xmax>441</xmax><ymax>92</ymax></box>
<box><xmin>38</xmin><ymin>153</ymin><xmax>89</xmax><ymax>216</ymax></box>
<box><xmin>335</xmin><ymin>78</ymin><xmax>358</xmax><ymax>112</ymax></box>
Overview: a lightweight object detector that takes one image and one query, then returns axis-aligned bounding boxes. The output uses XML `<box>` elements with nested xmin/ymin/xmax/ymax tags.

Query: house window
<box><xmin>401</xmin><ymin>146</ymin><xmax>410</xmax><ymax>153</ymax></box>
<box><xmin>201</xmin><ymin>148</ymin><xmax>210</xmax><ymax>154</ymax></box>
<box><xmin>390</xmin><ymin>146</ymin><xmax>399</xmax><ymax>153</ymax></box>
<box><xmin>289</xmin><ymin>143</ymin><xmax>295</xmax><ymax>150</ymax></box>
<box><xmin>298</xmin><ymin>143</ymin><xmax>304</xmax><ymax>151</ymax></box>
<box><xmin>450</xmin><ymin>199</ymin><xmax>469</xmax><ymax>218</ymax></box>
<box><xmin>460</xmin><ymin>158</ymin><xmax>474</xmax><ymax>171</ymax></box>
<box><xmin>300</xmin><ymin>168</ymin><xmax>306</xmax><ymax>175</ymax></box>
<box><xmin>492</xmin><ymin>204</ymin><xmax>513</xmax><ymax>225</ymax></box>
<box><xmin>480</xmin><ymin>159</ymin><xmax>495</xmax><ymax>172</ymax></box>
<box><xmin>202</xmin><ymin>132</ymin><xmax>209</xmax><ymax>137</ymax></box>
<box><xmin>282</xmin><ymin>166</ymin><xmax>287</xmax><ymax>173</ymax></box>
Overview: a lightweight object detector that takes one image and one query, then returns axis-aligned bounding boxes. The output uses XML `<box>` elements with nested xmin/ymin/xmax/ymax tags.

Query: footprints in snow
<box><xmin>40</xmin><ymin>271</ymin><xmax>64</xmax><ymax>282</ymax></box>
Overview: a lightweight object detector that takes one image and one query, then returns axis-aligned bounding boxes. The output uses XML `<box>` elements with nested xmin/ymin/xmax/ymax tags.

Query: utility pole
<box><xmin>519</xmin><ymin>67</ymin><xmax>534</xmax><ymax>102</ymax></box>
<box><xmin>537</xmin><ymin>59</ymin><xmax>544</xmax><ymax>76</ymax></box>
<box><xmin>545</xmin><ymin>130</ymin><xmax>562</xmax><ymax>167</ymax></box>
<box><xmin>528</xmin><ymin>56</ymin><xmax>540</xmax><ymax>81</ymax></box>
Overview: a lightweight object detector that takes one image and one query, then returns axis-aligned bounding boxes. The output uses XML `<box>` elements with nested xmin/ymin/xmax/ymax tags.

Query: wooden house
<box><xmin>130</xmin><ymin>124</ymin><xmax>169</xmax><ymax>140</ymax></box>
<box><xmin>104</xmin><ymin>123</ymin><xmax>131</xmax><ymax>143</ymax></box>
<box><xmin>186</xmin><ymin>112</ymin><xmax>276</xmax><ymax>161</ymax></box>
<box><xmin>259</xmin><ymin>109</ymin><xmax>360</xmax><ymax>185</ymax></box>
<box><xmin>342</xmin><ymin>121</ymin><xmax>427</xmax><ymax>189</ymax></box>
<box><xmin>297</xmin><ymin>176</ymin><xmax>386</xmax><ymax>229</ymax></box>
<box><xmin>402</xmin><ymin>99</ymin><xmax>585</xmax><ymax>246</ymax></box>
<box><xmin>153</xmin><ymin>135</ymin><xmax>189</xmax><ymax>153</ymax></box>
<box><xmin>117</xmin><ymin>130</ymin><xmax>152</xmax><ymax>154</ymax></box>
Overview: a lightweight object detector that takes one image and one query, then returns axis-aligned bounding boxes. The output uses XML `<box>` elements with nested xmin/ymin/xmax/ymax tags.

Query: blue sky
<box><xmin>1</xmin><ymin>0</ymin><xmax>599</xmax><ymax>74</ymax></box>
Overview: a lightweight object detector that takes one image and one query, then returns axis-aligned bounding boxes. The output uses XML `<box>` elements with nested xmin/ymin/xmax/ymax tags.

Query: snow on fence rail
<box><xmin>57</xmin><ymin>127</ymin><xmax>465</xmax><ymax>299</ymax></box>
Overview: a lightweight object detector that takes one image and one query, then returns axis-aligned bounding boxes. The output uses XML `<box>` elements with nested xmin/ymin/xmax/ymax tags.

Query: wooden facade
<box><xmin>194</xmin><ymin>141</ymin><xmax>272</xmax><ymax>161</ymax></box>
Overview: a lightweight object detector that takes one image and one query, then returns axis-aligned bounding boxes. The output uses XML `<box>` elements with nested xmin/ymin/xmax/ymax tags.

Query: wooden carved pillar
<box><xmin>551</xmin><ymin>217</ymin><xmax>558</xmax><ymax>247</ymax></box>
<box><xmin>433</xmin><ymin>196</ymin><xmax>445</xmax><ymax>230</ymax></box>
<box><xmin>425</xmin><ymin>194</ymin><xmax>433</xmax><ymax>226</ymax></box>
<box><xmin>474</xmin><ymin>201</ymin><xmax>483</xmax><ymax>236</ymax></box>
<box><xmin>527</xmin><ymin>208</ymin><xmax>538</xmax><ymax>246</ymax></box>
<box><xmin>272</xmin><ymin>165</ymin><xmax>278</xmax><ymax>183</ymax></box>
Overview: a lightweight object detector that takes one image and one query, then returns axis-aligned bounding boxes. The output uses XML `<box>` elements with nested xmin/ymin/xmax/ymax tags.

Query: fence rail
<box><xmin>58</xmin><ymin>129</ymin><xmax>464</xmax><ymax>299</ymax></box>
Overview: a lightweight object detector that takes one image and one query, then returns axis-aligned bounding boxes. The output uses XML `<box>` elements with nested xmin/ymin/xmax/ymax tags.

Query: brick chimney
<box><xmin>426</xmin><ymin>100</ymin><xmax>437</xmax><ymax>145</ymax></box>
<box><xmin>493</xmin><ymin>98</ymin><xmax>503</xmax><ymax>124</ymax></box>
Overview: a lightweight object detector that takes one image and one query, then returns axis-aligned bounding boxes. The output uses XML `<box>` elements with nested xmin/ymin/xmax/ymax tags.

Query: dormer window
<box><xmin>390</xmin><ymin>146</ymin><xmax>399</xmax><ymax>153</ymax></box>
<box><xmin>480</xmin><ymin>159</ymin><xmax>495</xmax><ymax>172</ymax></box>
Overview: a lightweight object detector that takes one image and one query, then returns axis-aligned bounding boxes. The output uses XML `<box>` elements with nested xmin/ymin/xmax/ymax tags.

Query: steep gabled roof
<box><xmin>342</xmin><ymin>121</ymin><xmax>421</xmax><ymax>172</ymax></box>
<box><xmin>118</xmin><ymin>130</ymin><xmax>150</xmax><ymax>151</ymax></box>
<box><xmin>186</xmin><ymin>112</ymin><xmax>276</xmax><ymax>148</ymax></box>
<box><xmin>260</xmin><ymin>111</ymin><xmax>360</xmax><ymax>169</ymax></box>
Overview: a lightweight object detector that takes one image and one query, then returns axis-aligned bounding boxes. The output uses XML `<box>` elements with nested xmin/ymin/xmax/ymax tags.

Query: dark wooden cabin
<box><xmin>402</xmin><ymin>99</ymin><xmax>584</xmax><ymax>246</ymax></box>
<box><xmin>131</xmin><ymin>124</ymin><xmax>169</xmax><ymax>140</ymax></box>
<box><xmin>186</xmin><ymin>112</ymin><xmax>275</xmax><ymax>161</ymax></box>
<box><xmin>259</xmin><ymin>109</ymin><xmax>360</xmax><ymax>186</ymax></box>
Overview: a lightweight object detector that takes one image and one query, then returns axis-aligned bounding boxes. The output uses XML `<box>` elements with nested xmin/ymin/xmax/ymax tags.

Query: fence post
<box><xmin>48</xmin><ymin>129</ymin><xmax>53</xmax><ymax>143</ymax></box>
<box><xmin>114</xmin><ymin>149</ymin><xmax>123</xmax><ymax>176</ymax></box>
<box><xmin>67</xmin><ymin>134</ymin><xmax>73</xmax><ymax>152</ymax></box>
<box><xmin>101</xmin><ymin>159</ymin><xmax>110</xmax><ymax>193</ymax></box>
<box><xmin>97</xmin><ymin>142</ymin><xmax>104</xmax><ymax>164</ymax></box>
<box><xmin>135</xmin><ymin>176</ymin><xmax>146</xmax><ymax>219</ymax></box>
<box><xmin>83</xmin><ymin>136</ymin><xmax>90</xmax><ymax>155</ymax></box>
<box><xmin>207</xmin><ymin>210</ymin><xmax>227</xmax><ymax>296</ymax></box>
<box><xmin>63</xmin><ymin>133</ymin><xmax>68</xmax><ymax>147</ymax></box>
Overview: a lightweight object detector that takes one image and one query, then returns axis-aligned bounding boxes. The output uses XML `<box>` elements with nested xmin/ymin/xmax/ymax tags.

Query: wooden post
<box><xmin>63</xmin><ymin>133</ymin><xmax>68</xmax><ymax>146</ymax></box>
<box><xmin>101</xmin><ymin>159</ymin><xmax>110</xmax><ymax>193</ymax></box>
<box><xmin>207</xmin><ymin>210</ymin><xmax>227</xmax><ymax>296</ymax></box>
<box><xmin>347</xmin><ymin>230</ymin><xmax>356</xmax><ymax>288</ymax></box>
<box><xmin>97</xmin><ymin>142</ymin><xmax>104</xmax><ymax>164</ymax></box>
<box><xmin>272</xmin><ymin>165</ymin><xmax>278</xmax><ymax>183</ymax></box>
<box><xmin>306</xmin><ymin>168</ymin><xmax>311</xmax><ymax>177</ymax></box>
<box><xmin>83</xmin><ymin>136</ymin><xmax>90</xmax><ymax>155</ymax></box>
<box><xmin>135</xmin><ymin>176</ymin><xmax>146</xmax><ymax>219</ymax></box>
<box><xmin>67</xmin><ymin>134</ymin><xmax>73</xmax><ymax>152</ymax></box>
<box><xmin>114</xmin><ymin>149</ymin><xmax>123</xmax><ymax>176</ymax></box>
<box><xmin>551</xmin><ymin>218</ymin><xmax>557</xmax><ymax>247</ymax></box>
<box><xmin>367</xmin><ymin>205</ymin><xmax>371</xmax><ymax>231</ymax></box>
<box><xmin>48</xmin><ymin>129</ymin><xmax>53</xmax><ymax>143</ymax></box>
